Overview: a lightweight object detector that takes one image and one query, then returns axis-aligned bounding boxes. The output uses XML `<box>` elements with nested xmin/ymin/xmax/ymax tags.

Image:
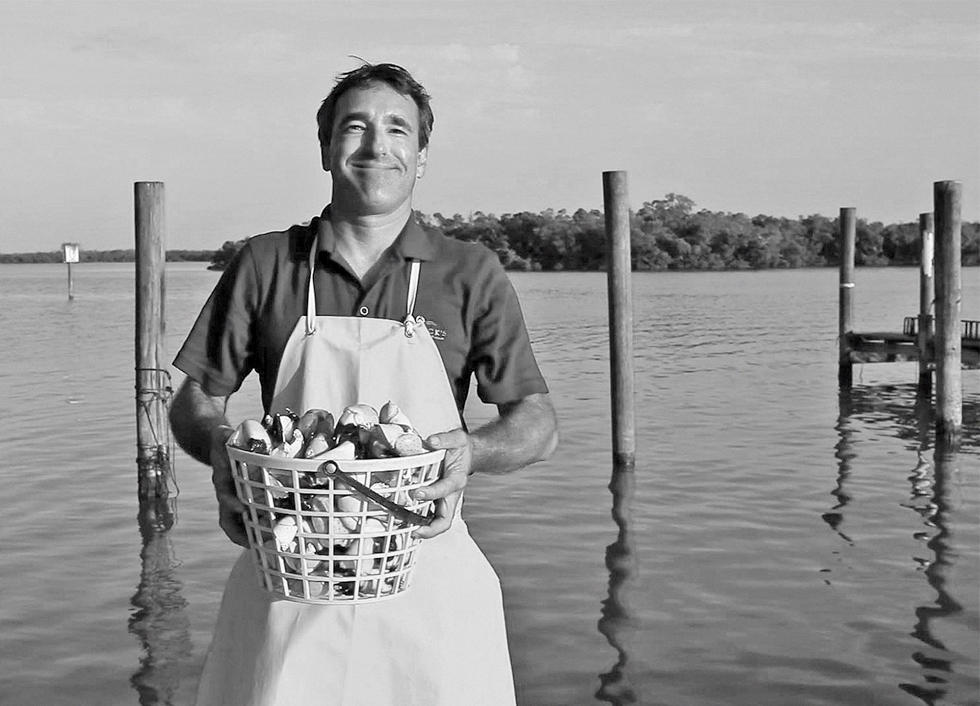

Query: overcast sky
<box><xmin>1</xmin><ymin>1</ymin><xmax>978</xmax><ymax>252</ymax></box>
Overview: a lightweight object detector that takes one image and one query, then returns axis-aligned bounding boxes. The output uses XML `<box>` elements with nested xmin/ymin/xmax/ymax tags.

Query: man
<box><xmin>170</xmin><ymin>62</ymin><xmax>558</xmax><ymax>705</ymax></box>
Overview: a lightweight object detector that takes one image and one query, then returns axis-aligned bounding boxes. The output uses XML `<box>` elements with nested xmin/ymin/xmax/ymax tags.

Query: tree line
<box><xmin>0</xmin><ymin>249</ymin><xmax>215</xmax><ymax>264</ymax></box>
<box><xmin>4</xmin><ymin>194</ymin><xmax>978</xmax><ymax>271</ymax></box>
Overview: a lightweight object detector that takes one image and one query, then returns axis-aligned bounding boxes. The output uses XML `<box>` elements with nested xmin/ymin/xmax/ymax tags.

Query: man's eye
<box><xmin>343</xmin><ymin>124</ymin><xmax>365</xmax><ymax>133</ymax></box>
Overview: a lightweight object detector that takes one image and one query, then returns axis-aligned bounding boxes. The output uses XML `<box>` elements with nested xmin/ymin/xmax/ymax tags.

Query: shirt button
<box><xmin>358</xmin><ymin>306</ymin><xmax>369</xmax><ymax>316</ymax></box>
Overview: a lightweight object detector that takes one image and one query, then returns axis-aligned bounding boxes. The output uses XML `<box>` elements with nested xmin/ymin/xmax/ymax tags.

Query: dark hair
<box><xmin>316</xmin><ymin>62</ymin><xmax>433</xmax><ymax>151</ymax></box>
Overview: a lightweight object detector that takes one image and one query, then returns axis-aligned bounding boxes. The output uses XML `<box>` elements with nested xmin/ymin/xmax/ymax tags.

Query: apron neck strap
<box><xmin>406</xmin><ymin>259</ymin><xmax>420</xmax><ymax>318</ymax></box>
<box><xmin>305</xmin><ymin>235</ymin><xmax>421</xmax><ymax>335</ymax></box>
<box><xmin>306</xmin><ymin>233</ymin><xmax>318</xmax><ymax>335</ymax></box>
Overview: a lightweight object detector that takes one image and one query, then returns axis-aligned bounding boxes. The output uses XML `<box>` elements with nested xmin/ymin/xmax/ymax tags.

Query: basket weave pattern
<box><xmin>227</xmin><ymin>446</ymin><xmax>444</xmax><ymax>604</ymax></box>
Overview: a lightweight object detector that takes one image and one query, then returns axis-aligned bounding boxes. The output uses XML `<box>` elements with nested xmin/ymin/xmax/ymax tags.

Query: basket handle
<box><xmin>319</xmin><ymin>462</ymin><xmax>435</xmax><ymax>527</ymax></box>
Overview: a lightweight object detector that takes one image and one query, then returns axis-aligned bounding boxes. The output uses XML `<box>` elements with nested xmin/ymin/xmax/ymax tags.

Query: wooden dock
<box><xmin>838</xmin><ymin>181</ymin><xmax>967</xmax><ymax>440</ymax></box>
<box><xmin>846</xmin><ymin>318</ymin><xmax>980</xmax><ymax>368</ymax></box>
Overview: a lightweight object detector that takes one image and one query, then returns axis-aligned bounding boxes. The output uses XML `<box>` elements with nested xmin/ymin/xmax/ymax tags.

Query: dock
<box><xmin>846</xmin><ymin>318</ymin><xmax>980</xmax><ymax>368</ymax></box>
<box><xmin>838</xmin><ymin>180</ymin><xmax>968</xmax><ymax>441</ymax></box>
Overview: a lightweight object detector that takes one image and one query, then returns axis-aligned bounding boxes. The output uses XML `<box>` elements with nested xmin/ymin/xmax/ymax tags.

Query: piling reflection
<box><xmin>128</xmin><ymin>493</ymin><xmax>193</xmax><ymax>705</ymax></box>
<box><xmin>595</xmin><ymin>464</ymin><xmax>640</xmax><ymax>705</ymax></box>
<box><xmin>898</xmin><ymin>437</ymin><xmax>963</xmax><ymax>705</ymax></box>
<box><xmin>822</xmin><ymin>389</ymin><xmax>857</xmax><ymax>543</ymax></box>
<box><xmin>830</xmin><ymin>383</ymin><xmax>977</xmax><ymax>705</ymax></box>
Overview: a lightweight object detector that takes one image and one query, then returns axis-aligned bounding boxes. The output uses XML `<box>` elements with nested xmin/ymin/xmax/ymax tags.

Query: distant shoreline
<box><xmin>3</xmin><ymin>198</ymin><xmax>978</xmax><ymax>271</ymax></box>
<box><xmin>0</xmin><ymin>249</ymin><xmax>220</xmax><ymax>267</ymax></box>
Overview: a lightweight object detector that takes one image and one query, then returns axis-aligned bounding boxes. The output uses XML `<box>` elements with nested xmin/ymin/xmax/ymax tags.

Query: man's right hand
<box><xmin>209</xmin><ymin>424</ymin><xmax>249</xmax><ymax>547</ymax></box>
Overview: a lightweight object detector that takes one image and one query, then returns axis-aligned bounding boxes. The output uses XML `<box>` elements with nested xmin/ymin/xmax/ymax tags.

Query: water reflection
<box><xmin>829</xmin><ymin>384</ymin><xmax>976</xmax><ymax>705</ymax></box>
<box><xmin>899</xmin><ymin>438</ymin><xmax>963</xmax><ymax>705</ymax></box>
<box><xmin>596</xmin><ymin>464</ymin><xmax>640</xmax><ymax>705</ymax></box>
<box><xmin>128</xmin><ymin>493</ymin><xmax>193</xmax><ymax>705</ymax></box>
<box><xmin>823</xmin><ymin>389</ymin><xmax>857</xmax><ymax>544</ymax></box>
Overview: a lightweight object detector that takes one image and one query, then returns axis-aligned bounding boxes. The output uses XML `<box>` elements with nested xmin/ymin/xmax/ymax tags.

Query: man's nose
<box><xmin>361</xmin><ymin>127</ymin><xmax>389</xmax><ymax>157</ymax></box>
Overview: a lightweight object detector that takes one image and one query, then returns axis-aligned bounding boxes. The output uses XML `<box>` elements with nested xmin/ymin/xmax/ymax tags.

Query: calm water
<box><xmin>1</xmin><ymin>263</ymin><xmax>978</xmax><ymax>706</ymax></box>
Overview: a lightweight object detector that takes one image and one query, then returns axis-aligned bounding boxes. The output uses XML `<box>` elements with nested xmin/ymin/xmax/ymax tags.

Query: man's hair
<box><xmin>316</xmin><ymin>62</ymin><xmax>433</xmax><ymax>152</ymax></box>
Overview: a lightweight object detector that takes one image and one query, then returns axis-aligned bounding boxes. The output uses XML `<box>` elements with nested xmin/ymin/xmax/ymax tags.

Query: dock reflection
<box><xmin>596</xmin><ymin>464</ymin><xmax>640</xmax><ymax>705</ymax></box>
<box><xmin>830</xmin><ymin>384</ymin><xmax>976</xmax><ymax>705</ymax></box>
<box><xmin>128</xmin><ymin>494</ymin><xmax>193</xmax><ymax>705</ymax></box>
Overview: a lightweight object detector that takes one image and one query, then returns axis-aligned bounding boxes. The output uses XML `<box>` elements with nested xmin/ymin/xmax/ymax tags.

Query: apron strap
<box><xmin>406</xmin><ymin>259</ymin><xmax>420</xmax><ymax>318</ymax></box>
<box><xmin>306</xmin><ymin>233</ymin><xmax>318</xmax><ymax>335</ymax></box>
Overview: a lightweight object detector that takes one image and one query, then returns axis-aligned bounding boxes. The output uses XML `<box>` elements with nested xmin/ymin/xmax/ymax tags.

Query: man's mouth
<box><xmin>351</xmin><ymin>162</ymin><xmax>398</xmax><ymax>170</ymax></box>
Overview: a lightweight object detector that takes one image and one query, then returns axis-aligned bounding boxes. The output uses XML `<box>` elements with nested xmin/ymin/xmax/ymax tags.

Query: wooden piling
<box><xmin>603</xmin><ymin>171</ymin><xmax>636</xmax><ymax>468</ymax></box>
<box><xmin>917</xmin><ymin>213</ymin><xmax>935</xmax><ymax>395</ymax></box>
<box><xmin>134</xmin><ymin>181</ymin><xmax>172</xmax><ymax>499</ymax></box>
<box><xmin>933</xmin><ymin>181</ymin><xmax>962</xmax><ymax>440</ymax></box>
<box><xmin>838</xmin><ymin>208</ymin><xmax>856</xmax><ymax>387</ymax></box>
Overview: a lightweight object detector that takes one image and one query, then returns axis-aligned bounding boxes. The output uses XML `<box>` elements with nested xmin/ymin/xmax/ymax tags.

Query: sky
<box><xmin>1</xmin><ymin>0</ymin><xmax>978</xmax><ymax>253</ymax></box>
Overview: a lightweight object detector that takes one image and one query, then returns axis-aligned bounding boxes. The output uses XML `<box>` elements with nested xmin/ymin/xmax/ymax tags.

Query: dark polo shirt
<box><xmin>173</xmin><ymin>209</ymin><xmax>548</xmax><ymax>416</ymax></box>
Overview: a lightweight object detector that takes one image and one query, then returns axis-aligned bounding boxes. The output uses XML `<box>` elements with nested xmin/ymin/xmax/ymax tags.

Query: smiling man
<box><xmin>169</xmin><ymin>62</ymin><xmax>558</xmax><ymax>705</ymax></box>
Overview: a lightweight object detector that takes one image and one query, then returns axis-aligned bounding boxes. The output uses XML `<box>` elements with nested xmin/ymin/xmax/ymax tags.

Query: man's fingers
<box><xmin>412</xmin><ymin>472</ymin><xmax>466</xmax><ymax>500</ymax></box>
<box><xmin>413</xmin><ymin>493</ymin><xmax>459</xmax><ymax>539</ymax></box>
<box><xmin>425</xmin><ymin>428</ymin><xmax>468</xmax><ymax>450</ymax></box>
<box><xmin>413</xmin><ymin>512</ymin><xmax>451</xmax><ymax>539</ymax></box>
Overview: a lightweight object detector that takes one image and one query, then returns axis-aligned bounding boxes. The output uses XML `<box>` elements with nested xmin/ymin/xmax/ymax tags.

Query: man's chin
<box><xmin>334</xmin><ymin>192</ymin><xmax>413</xmax><ymax>219</ymax></box>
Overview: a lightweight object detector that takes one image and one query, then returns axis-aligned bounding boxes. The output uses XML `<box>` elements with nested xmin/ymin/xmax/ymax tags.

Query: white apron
<box><xmin>194</xmin><ymin>249</ymin><xmax>517</xmax><ymax>706</ymax></box>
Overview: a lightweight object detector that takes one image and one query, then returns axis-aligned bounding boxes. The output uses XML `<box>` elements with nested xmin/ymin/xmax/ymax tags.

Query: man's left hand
<box><xmin>411</xmin><ymin>428</ymin><xmax>472</xmax><ymax>539</ymax></box>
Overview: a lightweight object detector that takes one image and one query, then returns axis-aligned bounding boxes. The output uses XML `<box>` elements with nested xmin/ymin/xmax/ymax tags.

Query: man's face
<box><xmin>323</xmin><ymin>82</ymin><xmax>427</xmax><ymax>217</ymax></box>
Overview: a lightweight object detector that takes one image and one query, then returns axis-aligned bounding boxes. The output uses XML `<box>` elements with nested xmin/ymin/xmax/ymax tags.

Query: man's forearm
<box><xmin>170</xmin><ymin>378</ymin><xmax>231</xmax><ymax>466</ymax></box>
<box><xmin>469</xmin><ymin>393</ymin><xmax>558</xmax><ymax>475</ymax></box>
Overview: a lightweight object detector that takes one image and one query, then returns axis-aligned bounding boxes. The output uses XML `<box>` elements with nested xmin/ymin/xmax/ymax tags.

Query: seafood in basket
<box><xmin>226</xmin><ymin>402</ymin><xmax>445</xmax><ymax>603</ymax></box>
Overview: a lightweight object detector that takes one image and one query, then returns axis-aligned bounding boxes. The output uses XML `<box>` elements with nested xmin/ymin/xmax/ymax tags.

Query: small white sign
<box><xmin>63</xmin><ymin>243</ymin><xmax>79</xmax><ymax>263</ymax></box>
<box><xmin>921</xmin><ymin>238</ymin><xmax>933</xmax><ymax>278</ymax></box>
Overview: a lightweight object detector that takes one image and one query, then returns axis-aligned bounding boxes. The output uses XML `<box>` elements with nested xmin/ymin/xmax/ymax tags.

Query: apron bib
<box><xmin>194</xmin><ymin>251</ymin><xmax>516</xmax><ymax>706</ymax></box>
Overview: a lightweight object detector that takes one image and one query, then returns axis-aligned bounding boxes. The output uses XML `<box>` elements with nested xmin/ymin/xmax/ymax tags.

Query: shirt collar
<box><xmin>314</xmin><ymin>206</ymin><xmax>437</xmax><ymax>262</ymax></box>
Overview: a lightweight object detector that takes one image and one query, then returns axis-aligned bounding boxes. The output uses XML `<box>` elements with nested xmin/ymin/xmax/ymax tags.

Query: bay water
<box><xmin>0</xmin><ymin>263</ymin><xmax>977</xmax><ymax>706</ymax></box>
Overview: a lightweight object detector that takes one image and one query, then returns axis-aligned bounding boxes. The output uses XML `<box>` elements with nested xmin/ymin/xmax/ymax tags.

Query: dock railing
<box><xmin>903</xmin><ymin>317</ymin><xmax>980</xmax><ymax>341</ymax></box>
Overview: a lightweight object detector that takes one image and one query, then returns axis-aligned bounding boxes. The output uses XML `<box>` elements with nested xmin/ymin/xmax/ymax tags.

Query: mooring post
<box><xmin>933</xmin><ymin>181</ymin><xmax>962</xmax><ymax>441</ymax></box>
<box><xmin>838</xmin><ymin>207</ymin><xmax>856</xmax><ymax>388</ymax></box>
<box><xmin>917</xmin><ymin>213</ymin><xmax>935</xmax><ymax>395</ymax></box>
<box><xmin>134</xmin><ymin>181</ymin><xmax>172</xmax><ymax>499</ymax></box>
<box><xmin>603</xmin><ymin>171</ymin><xmax>636</xmax><ymax>468</ymax></box>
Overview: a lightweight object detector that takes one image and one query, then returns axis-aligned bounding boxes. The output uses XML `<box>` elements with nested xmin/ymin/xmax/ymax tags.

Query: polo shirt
<box><xmin>173</xmin><ymin>209</ymin><xmax>549</xmax><ymax>417</ymax></box>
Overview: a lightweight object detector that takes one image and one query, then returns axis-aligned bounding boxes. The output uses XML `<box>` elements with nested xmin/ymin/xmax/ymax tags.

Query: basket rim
<box><xmin>225</xmin><ymin>444</ymin><xmax>446</xmax><ymax>472</ymax></box>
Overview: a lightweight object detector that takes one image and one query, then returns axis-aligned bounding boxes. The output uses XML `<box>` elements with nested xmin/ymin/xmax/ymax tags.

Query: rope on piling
<box><xmin>136</xmin><ymin>367</ymin><xmax>179</xmax><ymax>498</ymax></box>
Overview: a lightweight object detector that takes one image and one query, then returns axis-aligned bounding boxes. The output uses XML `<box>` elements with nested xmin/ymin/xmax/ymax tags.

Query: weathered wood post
<box><xmin>603</xmin><ymin>171</ymin><xmax>636</xmax><ymax>468</ymax></box>
<box><xmin>838</xmin><ymin>207</ymin><xmax>856</xmax><ymax>387</ymax></box>
<box><xmin>134</xmin><ymin>181</ymin><xmax>173</xmax><ymax>499</ymax></box>
<box><xmin>933</xmin><ymin>181</ymin><xmax>962</xmax><ymax>441</ymax></box>
<box><xmin>917</xmin><ymin>213</ymin><xmax>935</xmax><ymax>395</ymax></box>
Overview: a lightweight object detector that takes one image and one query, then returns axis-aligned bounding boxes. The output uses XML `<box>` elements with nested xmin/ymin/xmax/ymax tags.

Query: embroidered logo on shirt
<box><xmin>423</xmin><ymin>318</ymin><xmax>447</xmax><ymax>341</ymax></box>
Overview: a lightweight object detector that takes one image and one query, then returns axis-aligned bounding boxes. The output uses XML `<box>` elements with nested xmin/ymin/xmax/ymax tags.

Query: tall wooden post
<box><xmin>838</xmin><ymin>207</ymin><xmax>856</xmax><ymax>387</ymax></box>
<box><xmin>135</xmin><ymin>181</ymin><xmax>172</xmax><ymax>499</ymax></box>
<box><xmin>917</xmin><ymin>213</ymin><xmax>935</xmax><ymax>395</ymax></box>
<box><xmin>603</xmin><ymin>171</ymin><xmax>636</xmax><ymax>468</ymax></box>
<box><xmin>933</xmin><ymin>181</ymin><xmax>962</xmax><ymax>440</ymax></box>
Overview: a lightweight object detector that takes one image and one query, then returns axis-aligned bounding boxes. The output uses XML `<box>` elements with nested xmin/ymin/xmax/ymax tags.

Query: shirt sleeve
<box><xmin>172</xmin><ymin>240</ymin><xmax>260</xmax><ymax>397</ymax></box>
<box><xmin>468</xmin><ymin>252</ymin><xmax>549</xmax><ymax>405</ymax></box>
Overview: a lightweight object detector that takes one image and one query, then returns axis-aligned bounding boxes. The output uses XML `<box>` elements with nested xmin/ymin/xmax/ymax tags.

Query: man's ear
<box><xmin>416</xmin><ymin>147</ymin><xmax>428</xmax><ymax>179</ymax></box>
<box><xmin>320</xmin><ymin>143</ymin><xmax>331</xmax><ymax>172</ymax></box>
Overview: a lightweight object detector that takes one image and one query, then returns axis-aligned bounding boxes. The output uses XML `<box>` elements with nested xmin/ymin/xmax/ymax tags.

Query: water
<box><xmin>1</xmin><ymin>263</ymin><xmax>977</xmax><ymax>706</ymax></box>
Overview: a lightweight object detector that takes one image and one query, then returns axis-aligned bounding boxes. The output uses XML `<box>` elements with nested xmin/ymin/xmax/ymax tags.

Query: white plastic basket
<box><xmin>226</xmin><ymin>445</ymin><xmax>445</xmax><ymax>604</ymax></box>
